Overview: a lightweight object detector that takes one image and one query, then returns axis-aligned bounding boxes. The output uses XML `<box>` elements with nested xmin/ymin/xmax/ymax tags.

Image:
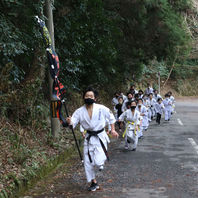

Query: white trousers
<box><xmin>125</xmin><ymin>131</ymin><xmax>138</xmax><ymax>149</ymax></box>
<box><xmin>138</xmin><ymin>126</ymin><xmax>143</xmax><ymax>138</ymax></box>
<box><xmin>165</xmin><ymin>108</ymin><xmax>171</xmax><ymax>121</ymax></box>
<box><xmin>148</xmin><ymin>108</ymin><xmax>155</xmax><ymax>121</ymax></box>
<box><xmin>83</xmin><ymin>140</ymin><xmax>107</xmax><ymax>183</ymax></box>
<box><xmin>148</xmin><ymin>109</ymin><xmax>152</xmax><ymax>121</ymax></box>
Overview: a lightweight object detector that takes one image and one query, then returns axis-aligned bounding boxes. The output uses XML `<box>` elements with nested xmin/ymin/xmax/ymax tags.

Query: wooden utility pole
<box><xmin>45</xmin><ymin>0</ymin><xmax>60</xmax><ymax>137</ymax></box>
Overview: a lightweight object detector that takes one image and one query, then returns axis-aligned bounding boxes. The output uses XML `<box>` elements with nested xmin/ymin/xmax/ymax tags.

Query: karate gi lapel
<box><xmin>83</xmin><ymin>103</ymin><xmax>97</xmax><ymax>130</ymax></box>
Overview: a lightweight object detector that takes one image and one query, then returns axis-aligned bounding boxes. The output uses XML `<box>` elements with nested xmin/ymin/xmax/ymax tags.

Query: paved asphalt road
<box><xmin>23</xmin><ymin>99</ymin><xmax>198</xmax><ymax>198</ymax></box>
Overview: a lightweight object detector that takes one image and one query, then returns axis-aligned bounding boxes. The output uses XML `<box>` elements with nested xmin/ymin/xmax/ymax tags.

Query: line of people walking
<box><xmin>66</xmin><ymin>86</ymin><xmax>175</xmax><ymax>192</ymax></box>
<box><xmin>112</xmin><ymin>84</ymin><xmax>176</xmax><ymax>151</ymax></box>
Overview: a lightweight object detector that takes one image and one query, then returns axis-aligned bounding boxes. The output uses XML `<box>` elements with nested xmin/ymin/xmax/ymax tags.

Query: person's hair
<box><xmin>157</xmin><ymin>98</ymin><xmax>162</xmax><ymax>102</ymax></box>
<box><xmin>149</xmin><ymin>93</ymin><xmax>153</xmax><ymax>96</ymax></box>
<box><xmin>118</xmin><ymin>96</ymin><xmax>123</xmax><ymax>100</ymax></box>
<box><xmin>138</xmin><ymin>98</ymin><xmax>143</xmax><ymax>102</ymax></box>
<box><xmin>165</xmin><ymin>93</ymin><xmax>169</xmax><ymax>97</ymax></box>
<box><xmin>135</xmin><ymin>93</ymin><xmax>139</xmax><ymax>98</ymax></box>
<box><xmin>129</xmin><ymin>100</ymin><xmax>137</xmax><ymax>106</ymax></box>
<box><xmin>83</xmin><ymin>87</ymin><xmax>98</xmax><ymax>98</ymax></box>
<box><xmin>114</xmin><ymin>91</ymin><xmax>119</xmax><ymax>96</ymax></box>
<box><xmin>169</xmin><ymin>91</ymin><xmax>172</xmax><ymax>95</ymax></box>
<box><xmin>138</xmin><ymin>89</ymin><xmax>143</xmax><ymax>94</ymax></box>
<box><xmin>126</xmin><ymin>101</ymin><xmax>131</xmax><ymax>109</ymax></box>
<box><xmin>127</xmin><ymin>91</ymin><xmax>133</xmax><ymax>96</ymax></box>
<box><xmin>143</xmin><ymin>94</ymin><xmax>148</xmax><ymax>98</ymax></box>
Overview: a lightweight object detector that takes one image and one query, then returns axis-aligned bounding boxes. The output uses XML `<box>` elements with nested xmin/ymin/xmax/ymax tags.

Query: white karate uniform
<box><xmin>112</xmin><ymin>97</ymin><xmax>119</xmax><ymax>106</ymax></box>
<box><xmin>148</xmin><ymin>98</ymin><xmax>156</xmax><ymax>120</ymax></box>
<box><xmin>145</xmin><ymin>87</ymin><xmax>154</xmax><ymax>95</ymax></box>
<box><xmin>163</xmin><ymin>98</ymin><xmax>172</xmax><ymax>121</ymax></box>
<box><xmin>136</xmin><ymin>105</ymin><xmax>149</xmax><ymax>137</ymax></box>
<box><xmin>170</xmin><ymin>95</ymin><xmax>175</xmax><ymax>113</ymax></box>
<box><xmin>153</xmin><ymin>94</ymin><xmax>162</xmax><ymax>101</ymax></box>
<box><xmin>121</xmin><ymin>93</ymin><xmax>128</xmax><ymax>102</ymax></box>
<box><xmin>155</xmin><ymin>102</ymin><xmax>164</xmax><ymax>115</ymax></box>
<box><xmin>143</xmin><ymin>99</ymin><xmax>150</xmax><ymax>108</ymax></box>
<box><xmin>119</xmin><ymin>109</ymin><xmax>140</xmax><ymax>150</ymax></box>
<box><xmin>121</xmin><ymin>99</ymin><xmax>129</xmax><ymax>112</ymax></box>
<box><xmin>71</xmin><ymin>103</ymin><xmax>116</xmax><ymax>182</ymax></box>
<box><xmin>139</xmin><ymin>94</ymin><xmax>144</xmax><ymax>99</ymax></box>
<box><xmin>112</xmin><ymin>97</ymin><xmax>119</xmax><ymax>118</ymax></box>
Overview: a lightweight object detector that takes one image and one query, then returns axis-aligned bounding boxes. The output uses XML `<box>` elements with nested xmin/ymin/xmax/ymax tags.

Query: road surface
<box><xmin>23</xmin><ymin>99</ymin><xmax>198</xmax><ymax>198</ymax></box>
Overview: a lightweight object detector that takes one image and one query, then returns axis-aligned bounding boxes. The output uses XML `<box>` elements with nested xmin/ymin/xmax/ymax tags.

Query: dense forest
<box><xmin>0</xmin><ymin>0</ymin><xmax>198</xmax><ymax>197</ymax></box>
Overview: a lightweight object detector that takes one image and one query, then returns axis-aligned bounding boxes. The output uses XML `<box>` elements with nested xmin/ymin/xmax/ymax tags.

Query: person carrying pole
<box><xmin>66</xmin><ymin>87</ymin><xmax>119</xmax><ymax>192</ymax></box>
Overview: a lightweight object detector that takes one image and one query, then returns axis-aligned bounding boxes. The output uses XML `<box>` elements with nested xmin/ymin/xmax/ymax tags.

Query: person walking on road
<box><xmin>119</xmin><ymin>100</ymin><xmax>141</xmax><ymax>151</ymax></box>
<box><xmin>66</xmin><ymin>87</ymin><xmax>119</xmax><ymax>192</ymax></box>
<box><xmin>163</xmin><ymin>93</ymin><xmax>172</xmax><ymax>121</ymax></box>
<box><xmin>122</xmin><ymin>92</ymin><xmax>134</xmax><ymax>112</ymax></box>
<box><xmin>136</xmin><ymin>98</ymin><xmax>149</xmax><ymax>137</ymax></box>
<box><xmin>155</xmin><ymin>98</ymin><xmax>164</xmax><ymax>124</ymax></box>
<box><xmin>115</xmin><ymin>96</ymin><xmax>124</xmax><ymax>132</ymax></box>
<box><xmin>148</xmin><ymin>93</ymin><xmax>156</xmax><ymax>121</ymax></box>
<box><xmin>145</xmin><ymin>83</ymin><xmax>154</xmax><ymax>95</ymax></box>
<box><xmin>168</xmin><ymin>91</ymin><xmax>176</xmax><ymax>114</ymax></box>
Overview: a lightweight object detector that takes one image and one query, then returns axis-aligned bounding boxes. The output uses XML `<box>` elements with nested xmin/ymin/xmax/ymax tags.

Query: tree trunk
<box><xmin>45</xmin><ymin>0</ymin><xmax>60</xmax><ymax>137</ymax></box>
<box><xmin>163</xmin><ymin>48</ymin><xmax>179</xmax><ymax>88</ymax></box>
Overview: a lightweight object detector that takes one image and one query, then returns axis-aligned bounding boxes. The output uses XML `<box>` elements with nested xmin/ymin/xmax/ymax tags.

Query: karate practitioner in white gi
<box><xmin>122</xmin><ymin>92</ymin><xmax>134</xmax><ymax>112</ymax></box>
<box><xmin>148</xmin><ymin>93</ymin><xmax>157</xmax><ymax>121</ymax></box>
<box><xmin>145</xmin><ymin>83</ymin><xmax>154</xmax><ymax>95</ymax></box>
<box><xmin>155</xmin><ymin>98</ymin><xmax>165</xmax><ymax>124</ymax></box>
<box><xmin>163</xmin><ymin>93</ymin><xmax>172</xmax><ymax>121</ymax></box>
<box><xmin>67</xmin><ymin>88</ymin><xmax>119</xmax><ymax>191</ymax></box>
<box><xmin>143</xmin><ymin>95</ymin><xmax>150</xmax><ymax>108</ymax></box>
<box><xmin>119</xmin><ymin>100</ymin><xmax>141</xmax><ymax>151</ymax></box>
<box><xmin>136</xmin><ymin>98</ymin><xmax>149</xmax><ymax>137</ymax></box>
<box><xmin>168</xmin><ymin>91</ymin><xmax>175</xmax><ymax>114</ymax></box>
<box><xmin>153</xmin><ymin>89</ymin><xmax>162</xmax><ymax>101</ymax></box>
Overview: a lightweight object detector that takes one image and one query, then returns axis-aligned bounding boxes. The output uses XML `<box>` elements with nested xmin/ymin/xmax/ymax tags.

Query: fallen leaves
<box><xmin>0</xmin><ymin>117</ymin><xmax>79</xmax><ymax>196</ymax></box>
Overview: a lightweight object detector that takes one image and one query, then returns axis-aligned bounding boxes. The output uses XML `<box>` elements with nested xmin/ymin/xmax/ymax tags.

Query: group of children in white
<box><xmin>66</xmin><ymin>85</ymin><xmax>175</xmax><ymax>192</ymax></box>
<box><xmin>112</xmin><ymin>84</ymin><xmax>175</xmax><ymax>152</ymax></box>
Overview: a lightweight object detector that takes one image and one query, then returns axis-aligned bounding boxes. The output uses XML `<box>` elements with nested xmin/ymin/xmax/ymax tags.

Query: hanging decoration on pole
<box><xmin>35</xmin><ymin>16</ymin><xmax>83</xmax><ymax>162</ymax></box>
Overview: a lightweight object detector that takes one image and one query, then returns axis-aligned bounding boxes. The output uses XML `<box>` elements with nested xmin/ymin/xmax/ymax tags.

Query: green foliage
<box><xmin>51</xmin><ymin>0</ymin><xmax>192</xmax><ymax>91</ymax></box>
<box><xmin>0</xmin><ymin>0</ymin><xmax>45</xmax><ymax>87</ymax></box>
<box><xmin>0</xmin><ymin>0</ymin><xmax>194</xmax><ymax>121</ymax></box>
<box><xmin>54</xmin><ymin>0</ymin><xmax>120</xmax><ymax>89</ymax></box>
<box><xmin>142</xmin><ymin>59</ymin><xmax>169</xmax><ymax>79</ymax></box>
<box><xmin>12</xmin><ymin>145</ymin><xmax>32</xmax><ymax>165</ymax></box>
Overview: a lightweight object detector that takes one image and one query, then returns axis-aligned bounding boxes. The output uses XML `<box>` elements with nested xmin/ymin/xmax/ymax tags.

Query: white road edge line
<box><xmin>177</xmin><ymin>118</ymin><xmax>183</xmax><ymax>126</ymax></box>
<box><xmin>188</xmin><ymin>138</ymin><xmax>198</xmax><ymax>155</ymax></box>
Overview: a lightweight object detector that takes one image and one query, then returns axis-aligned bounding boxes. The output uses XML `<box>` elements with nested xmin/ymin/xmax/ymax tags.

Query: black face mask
<box><xmin>131</xmin><ymin>106</ymin><xmax>136</xmax><ymax>110</ymax></box>
<box><xmin>84</xmin><ymin>98</ymin><xmax>95</xmax><ymax>105</ymax></box>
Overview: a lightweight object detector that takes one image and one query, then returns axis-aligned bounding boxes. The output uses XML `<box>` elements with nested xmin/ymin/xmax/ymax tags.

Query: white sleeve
<box><xmin>111</xmin><ymin>98</ymin><xmax>115</xmax><ymax>106</ymax></box>
<box><xmin>80</xmin><ymin>125</ymin><xmax>84</xmax><ymax>133</ymax></box>
<box><xmin>103</xmin><ymin>106</ymin><xmax>116</xmax><ymax>124</ymax></box>
<box><xmin>71</xmin><ymin>109</ymin><xmax>80</xmax><ymax>129</ymax></box>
